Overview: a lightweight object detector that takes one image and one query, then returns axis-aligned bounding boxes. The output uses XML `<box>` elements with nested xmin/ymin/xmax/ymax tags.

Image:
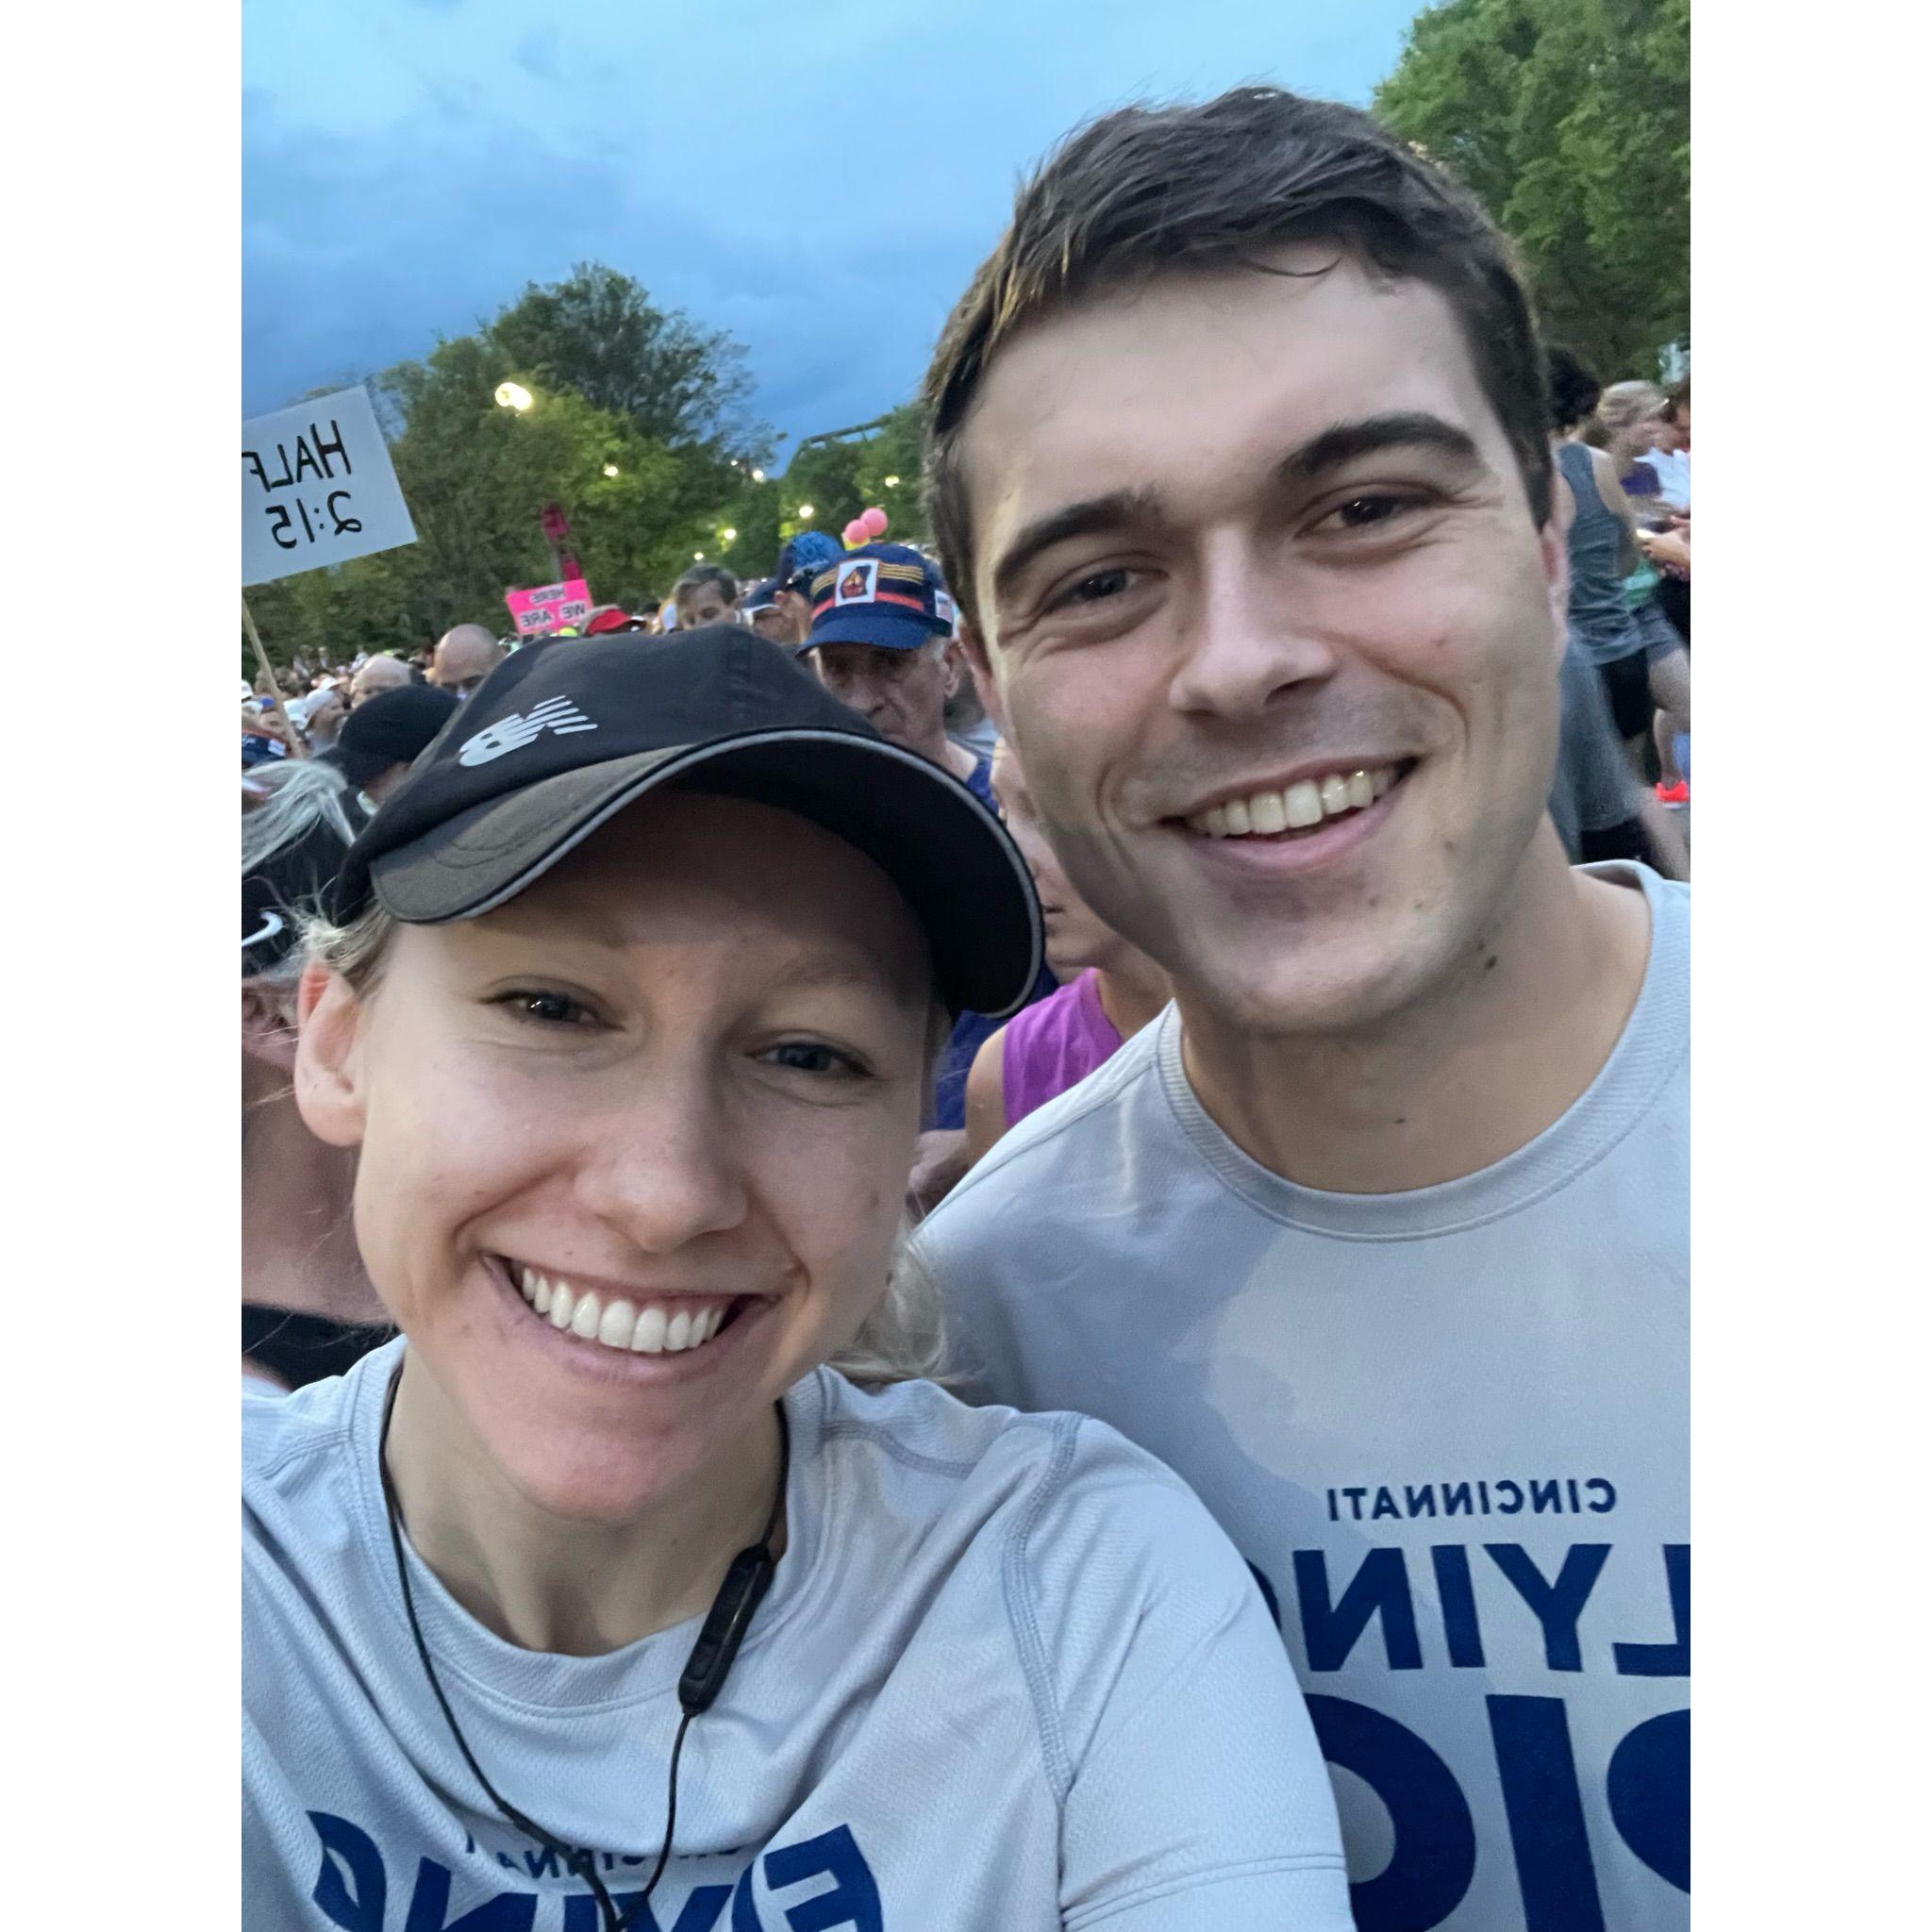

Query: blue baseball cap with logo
<box><xmin>805</xmin><ymin>542</ymin><xmax>958</xmax><ymax>655</ymax></box>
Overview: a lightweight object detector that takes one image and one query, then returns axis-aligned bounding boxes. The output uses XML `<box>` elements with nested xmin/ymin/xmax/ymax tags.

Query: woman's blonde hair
<box><xmin>298</xmin><ymin>900</ymin><xmax>948</xmax><ymax>1389</ymax></box>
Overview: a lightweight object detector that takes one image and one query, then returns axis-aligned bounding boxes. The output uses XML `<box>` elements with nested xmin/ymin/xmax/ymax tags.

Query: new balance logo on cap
<box><xmin>458</xmin><ymin>695</ymin><xmax>597</xmax><ymax>767</ymax></box>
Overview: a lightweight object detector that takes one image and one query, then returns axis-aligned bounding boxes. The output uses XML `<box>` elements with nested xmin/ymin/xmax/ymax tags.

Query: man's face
<box><xmin>773</xmin><ymin>588</ymin><xmax>813</xmax><ymax>647</ymax></box>
<box><xmin>958</xmin><ymin>245</ymin><xmax>1566</xmax><ymax>1037</ymax></box>
<box><xmin>809</xmin><ymin>641</ymin><xmax>952</xmax><ymax>753</ymax></box>
<box><xmin>432</xmin><ymin>637</ymin><xmax>502</xmax><ymax>699</ymax></box>
<box><xmin>349</xmin><ymin>657</ymin><xmax>410</xmax><ymax>708</ymax></box>
<box><xmin>679</xmin><ymin>584</ymin><xmax>736</xmax><ymax>628</ymax></box>
<box><xmin>750</xmin><ymin>607</ymin><xmax>791</xmax><ymax>645</ymax></box>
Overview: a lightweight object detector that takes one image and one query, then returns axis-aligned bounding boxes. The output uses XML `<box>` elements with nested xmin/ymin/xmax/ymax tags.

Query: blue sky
<box><xmin>244</xmin><ymin>0</ymin><xmax>1422</xmax><ymax>466</ymax></box>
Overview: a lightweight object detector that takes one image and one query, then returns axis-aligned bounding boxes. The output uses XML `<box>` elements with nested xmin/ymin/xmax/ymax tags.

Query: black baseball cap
<box><xmin>320</xmin><ymin>683</ymin><xmax>460</xmax><ymax>790</ymax></box>
<box><xmin>332</xmin><ymin>626</ymin><xmax>1042</xmax><ymax>1018</ymax></box>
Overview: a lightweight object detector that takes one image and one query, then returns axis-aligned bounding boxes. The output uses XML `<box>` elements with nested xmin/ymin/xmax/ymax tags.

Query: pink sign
<box><xmin>505</xmin><ymin>577</ymin><xmax>592</xmax><ymax>638</ymax></box>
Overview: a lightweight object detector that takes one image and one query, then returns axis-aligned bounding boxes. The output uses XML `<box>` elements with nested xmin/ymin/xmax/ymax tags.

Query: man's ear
<box><xmin>1537</xmin><ymin>496</ymin><xmax>1571</xmax><ymax>664</ymax></box>
<box><xmin>294</xmin><ymin>962</ymin><xmax>368</xmax><ymax>1150</ymax></box>
<box><xmin>241</xmin><ymin>981</ymin><xmax>299</xmax><ymax>1074</ymax></box>
<box><xmin>957</xmin><ymin>616</ymin><xmax>1007</xmax><ymax>735</ymax></box>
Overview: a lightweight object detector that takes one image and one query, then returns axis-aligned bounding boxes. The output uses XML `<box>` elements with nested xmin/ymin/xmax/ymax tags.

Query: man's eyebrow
<box><xmin>990</xmin><ymin>488</ymin><xmax>1167</xmax><ymax>607</ymax></box>
<box><xmin>1278</xmin><ymin>412</ymin><xmax>1484</xmax><ymax>483</ymax></box>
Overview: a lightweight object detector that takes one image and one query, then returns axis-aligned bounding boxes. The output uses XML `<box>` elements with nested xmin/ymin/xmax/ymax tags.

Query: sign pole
<box><xmin>241</xmin><ymin>595</ymin><xmax>308</xmax><ymax>758</ymax></box>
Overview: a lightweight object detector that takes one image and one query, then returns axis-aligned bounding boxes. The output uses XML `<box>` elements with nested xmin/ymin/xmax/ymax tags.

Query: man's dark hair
<box><xmin>920</xmin><ymin>87</ymin><xmax>1552</xmax><ymax>630</ymax></box>
<box><xmin>1546</xmin><ymin>345</ymin><xmax>1603</xmax><ymax>434</ymax></box>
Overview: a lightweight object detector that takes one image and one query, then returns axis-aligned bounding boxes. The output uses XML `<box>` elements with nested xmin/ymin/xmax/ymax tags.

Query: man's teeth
<box><xmin>1188</xmin><ymin>765</ymin><xmax>1397</xmax><ymax>839</ymax></box>
<box><xmin>516</xmin><ymin>1266</ymin><xmax>731</xmax><ymax>1356</ymax></box>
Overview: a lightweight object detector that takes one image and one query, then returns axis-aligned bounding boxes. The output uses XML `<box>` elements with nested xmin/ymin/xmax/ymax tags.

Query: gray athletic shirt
<box><xmin>244</xmin><ymin>1339</ymin><xmax>1352</xmax><ymax>1930</ymax></box>
<box><xmin>914</xmin><ymin>863</ymin><xmax>1688</xmax><ymax>1932</ymax></box>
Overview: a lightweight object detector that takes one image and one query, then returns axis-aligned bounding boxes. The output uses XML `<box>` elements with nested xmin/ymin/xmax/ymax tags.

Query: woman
<box><xmin>963</xmin><ymin>741</ymin><xmax>1169</xmax><ymax>1164</ymax></box>
<box><xmin>1549</xmin><ymin>354</ymin><xmax>1691</xmax><ymax>767</ymax></box>
<box><xmin>244</xmin><ymin>628</ymin><xmax>1352</xmax><ymax>1930</ymax></box>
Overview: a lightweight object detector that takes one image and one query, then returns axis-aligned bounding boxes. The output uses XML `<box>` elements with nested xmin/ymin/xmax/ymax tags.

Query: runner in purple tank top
<box><xmin>963</xmin><ymin>744</ymin><xmax>1169</xmax><ymax>1163</ymax></box>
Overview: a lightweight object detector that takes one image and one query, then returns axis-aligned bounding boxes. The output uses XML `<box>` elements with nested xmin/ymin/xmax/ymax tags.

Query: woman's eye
<box><xmin>494</xmin><ymin>990</ymin><xmax>596</xmax><ymax>1028</ymax></box>
<box><xmin>760</xmin><ymin>1041</ymin><xmax>866</xmax><ymax>1079</ymax></box>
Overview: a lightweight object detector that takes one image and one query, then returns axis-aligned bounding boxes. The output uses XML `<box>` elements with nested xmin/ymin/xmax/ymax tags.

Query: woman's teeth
<box><xmin>515</xmin><ymin>1266</ymin><xmax>732</xmax><ymax>1357</ymax></box>
<box><xmin>1187</xmin><ymin>764</ymin><xmax>1399</xmax><ymax>839</ymax></box>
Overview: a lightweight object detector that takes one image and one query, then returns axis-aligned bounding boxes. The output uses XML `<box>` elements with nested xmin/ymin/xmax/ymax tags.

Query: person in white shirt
<box><xmin>243</xmin><ymin>625</ymin><xmax>1352</xmax><ymax>1931</ymax></box>
<box><xmin>912</xmin><ymin>89</ymin><xmax>1689</xmax><ymax>1932</ymax></box>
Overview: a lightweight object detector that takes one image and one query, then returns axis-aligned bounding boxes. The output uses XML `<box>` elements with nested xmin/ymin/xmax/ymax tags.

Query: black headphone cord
<box><xmin>377</xmin><ymin>1362</ymin><xmax>789</xmax><ymax>1932</ymax></box>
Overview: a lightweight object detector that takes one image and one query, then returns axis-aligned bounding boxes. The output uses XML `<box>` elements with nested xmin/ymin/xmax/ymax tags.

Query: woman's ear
<box><xmin>294</xmin><ymin>962</ymin><xmax>368</xmax><ymax>1149</ymax></box>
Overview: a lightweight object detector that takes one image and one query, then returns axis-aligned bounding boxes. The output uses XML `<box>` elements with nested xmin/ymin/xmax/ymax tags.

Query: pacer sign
<box><xmin>242</xmin><ymin>387</ymin><xmax>418</xmax><ymax>587</ymax></box>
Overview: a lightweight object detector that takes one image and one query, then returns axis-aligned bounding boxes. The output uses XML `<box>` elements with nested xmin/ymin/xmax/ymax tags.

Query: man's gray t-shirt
<box><xmin>244</xmin><ymin>1340</ymin><xmax>1352</xmax><ymax>1930</ymax></box>
<box><xmin>914</xmin><ymin>863</ymin><xmax>1689</xmax><ymax>1932</ymax></box>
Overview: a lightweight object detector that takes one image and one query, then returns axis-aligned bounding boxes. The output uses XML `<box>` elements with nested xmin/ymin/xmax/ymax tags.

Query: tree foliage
<box><xmin>1374</xmin><ymin>0</ymin><xmax>1690</xmax><ymax>377</ymax></box>
<box><xmin>490</xmin><ymin>263</ymin><xmax>769</xmax><ymax>457</ymax></box>
<box><xmin>245</xmin><ymin>267</ymin><xmax>771</xmax><ymax>667</ymax></box>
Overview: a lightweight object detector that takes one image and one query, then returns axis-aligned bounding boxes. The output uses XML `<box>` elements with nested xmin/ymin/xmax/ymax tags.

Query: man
<box><xmin>667</xmin><ymin>564</ymin><xmax>740</xmax><ymax>629</ymax></box>
<box><xmin>741</xmin><ymin>577</ymin><xmax>791</xmax><ymax>645</ymax></box>
<box><xmin>911</xmin><ymin>90</ymin><xmax>1688</xmax><ymax>1932</ymax></box>
<box><xmin>802</xmin><ymin>543</ymin><xmax>981</xmax><ymax>787</ymax></box>
<box><xmin>347</xmin><ymin>654</ymin><xmax>411</xmax><ymax>710</ymax></box>
<box><xmin>428</xmin><ymin>624</ymin><xmax>506</xmax><ymax>698</ymax></box>
<box><xmin>803</xmin><ymin>541</ymin><xmax>1053</xmax><ymax>1170</ymax></box>
<box><xmin>771</xmin><ymin>531</ymin><xmax>842</xmax><ymax>647</ymax></box>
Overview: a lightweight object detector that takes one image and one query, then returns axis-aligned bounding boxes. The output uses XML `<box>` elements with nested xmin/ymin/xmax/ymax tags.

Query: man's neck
<box><xmin>927</xmin><ymin>726</ymin><xmax>981</xmax><ymax>780</ymax></box>
<box><xmin>385</xmin><ymin>1358</ymin><xmax>784</xmax><ymax>1657</ymax></box>
<box><xmin>1177</xmin><ymin>841</ymin><xmax>1654</xmax><ymax>1194</ymax></box>
<box><xmin>908</xmin><ymin>724</ymin><xmax>980</xmax><ymax>785</ymax></box>
<box><xmin>242</xmin><ymin>1082</ymin><xmax>387</xmax><ymax>1323</ymax></box>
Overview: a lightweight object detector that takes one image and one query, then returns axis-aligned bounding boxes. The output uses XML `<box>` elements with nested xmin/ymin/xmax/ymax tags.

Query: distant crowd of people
<box><xmin>244</xmin><ymin>84</ymin><xmax>1689</xmax><ymax>1932</ymax></box>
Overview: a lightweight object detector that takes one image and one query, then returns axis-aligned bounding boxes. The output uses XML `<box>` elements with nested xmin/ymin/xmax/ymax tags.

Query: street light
<box><xmin>721</xmin><ymin>526</ymin><xmax>738</xmax><ymax>543</ymax></box>
<box><xmin>693</xmin><ymin>551</ymin><xmax>706</xmax><ymax>561</ymax></box>
<box><xmin>750</xmin><ymin>468</ymin><xmax>766</xmax><ymax>482</ymax></box>
<box><xmin>883</xmin><ymin>475</ymin><xmax>901</xmax><ymax>488</ymax></box>
<box><xmin>602</xmin><ymin>462</ymin><xmax>620</xmax><ymax>478</ymax></box>
<box><xmin>797</xmin><ymin>503</ymin><xmax>815</xmax><ymax>520</ymax></box>
<box><xmin>494</xmin><ymin>381</ymin><xmax>534</xmax><ymax>412</ymax></box>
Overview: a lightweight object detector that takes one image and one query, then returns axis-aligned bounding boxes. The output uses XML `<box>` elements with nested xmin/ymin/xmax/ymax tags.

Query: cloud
<box><xmin>243</xmin><ymin>0</ymin><xmax>1420</xmax><ymax>451</ymax></box>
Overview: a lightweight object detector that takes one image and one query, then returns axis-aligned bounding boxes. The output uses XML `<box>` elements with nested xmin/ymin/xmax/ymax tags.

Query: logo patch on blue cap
<box><xmin>835</xmin><ymin>560</ymin><xmax>879</xmax><ymax>607</ymax></box>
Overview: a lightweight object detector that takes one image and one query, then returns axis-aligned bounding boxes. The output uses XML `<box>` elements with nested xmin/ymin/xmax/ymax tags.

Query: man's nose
<box><xmin>1164</xmin><ymin>539</ymin><xmax>1340</xmax><ymax>721</ymax></box>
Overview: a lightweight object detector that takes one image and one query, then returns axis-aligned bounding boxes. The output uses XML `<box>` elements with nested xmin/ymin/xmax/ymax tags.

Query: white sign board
<box><xmin>242</xmin><ymin>386</ymin><xmax>417</xmax><ymax>587</ymax></box>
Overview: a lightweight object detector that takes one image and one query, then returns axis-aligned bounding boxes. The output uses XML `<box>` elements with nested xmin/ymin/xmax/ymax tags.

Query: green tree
<box><xmin>1374</xmin><ymin>0</ymin><xmax>1690</xmax><ymax>376</ymax></box>
<box><xmin>490</xmin><ymin>262</ymin><xmax>770</xmax><ymax>457</ymax></box>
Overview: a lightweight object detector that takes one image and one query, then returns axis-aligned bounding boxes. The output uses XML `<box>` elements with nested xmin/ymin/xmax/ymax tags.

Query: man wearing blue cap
<box><xmin>804</xmin><ymin>542</ymin><xmax>1052</xmax><ymax>1188</ymax></box>
<box><xmin>802</xmin><ymin>542</ymin><xmax>983</xmax><ymax>791</ymax></box>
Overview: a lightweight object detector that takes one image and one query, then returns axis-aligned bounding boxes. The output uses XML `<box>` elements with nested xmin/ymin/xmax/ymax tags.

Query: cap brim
<box><xmin>805</xmin><ymin>610</ymin><xmax>946</xmax><ymax>653</ymax></box>
<box><xmin>369</xmin><ymin>729</ymin><xmax>1042</xmax><ymax>1018</ymax></box>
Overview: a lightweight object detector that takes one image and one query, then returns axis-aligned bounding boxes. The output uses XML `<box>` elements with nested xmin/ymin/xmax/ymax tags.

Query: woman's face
<box><xmin>298</xmin><ymin>791</ymin><xmax>933</xmax><ymax>1524</ymax></box>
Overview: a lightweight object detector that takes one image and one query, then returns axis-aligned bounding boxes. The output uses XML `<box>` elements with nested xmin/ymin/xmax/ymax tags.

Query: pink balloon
<box><xmin>842</xmin><ymin>519</ymin><xmax>868</xmax><ymax>545</ymax></box>
<box><xmin>860</xmin><ymin>507</ymin><xmax>889</xmax><ymax>537</ymax></box>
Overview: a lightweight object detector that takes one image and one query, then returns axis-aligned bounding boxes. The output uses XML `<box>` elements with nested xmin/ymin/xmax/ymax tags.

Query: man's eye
<box><xmin>1052</xmin><ymin>567</ymin><xmax>1136</xmax><ymax>609</ymax></box>
<box><xmin>493</xmin><ymin>990</ymin><xmax>597</xmax><ymax>1027</ymax></box>
<box><xmin>1324</xmin><ymin>494</ymin><xmax>1415</xmax><ymax>531</ymax></box>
